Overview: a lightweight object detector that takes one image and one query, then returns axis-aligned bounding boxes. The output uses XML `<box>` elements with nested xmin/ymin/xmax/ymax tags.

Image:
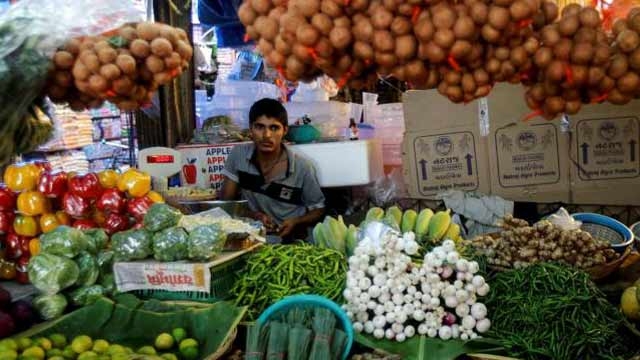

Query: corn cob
<box><xmin>401</xmin><ymin>209</ymin><xmax>418</xmax><ymax>234</ymax></box>
<box><xmin>365</xmin><ymin>207</ymin><xmax>385</xmax><ymax>222</ymax></box>
<box><xmin>428</xmin><ymin>209</ymin><xmax>452</xmax><ymax>242</ymax></box>
<box><xmin>444</xmin><ymin>223</ymin><xmax>461</xmax><ymax>241</ymax></box>
<box><xmin>345</xmin><ymin>225</ymin><xmax>358</xmax><ymax>257</ymax></box>
<box><xmin>385</xmin><ymin>206</ymin><xmax>403</xmax><ymax>228</ymax></box>
<box><xmin>414</xmin><ymin>209</ymin><xmax>434</xmax><ymax>240</ymax></box>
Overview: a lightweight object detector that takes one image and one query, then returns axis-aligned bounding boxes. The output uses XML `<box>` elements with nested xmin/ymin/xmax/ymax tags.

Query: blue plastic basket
<box><xmin>256</xmin><ymin>294</ymin><xmax>353</xmax><ymax>360</ymax></box>
<box><xmin>572</xmin><ymin>213</ymin><xmax>634</xmax><ymax>253</ymax></box>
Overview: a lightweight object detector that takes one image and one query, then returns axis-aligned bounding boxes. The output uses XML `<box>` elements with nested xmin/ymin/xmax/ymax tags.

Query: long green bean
<box><xmin>230</xmin><ymin>243</ymin><xmax>347</xmax><ymax>320</ymax></box>
<box><xmin>486</xmin><ymin>263</ymin><xmax>633</xmax><ymax>360</ymax></box>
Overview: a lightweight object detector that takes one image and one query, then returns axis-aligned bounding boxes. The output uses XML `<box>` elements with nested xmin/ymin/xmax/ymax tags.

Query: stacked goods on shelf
<box><xmin>39</xmin><ymin>152</ymin><xmax>90</xmax><ymax>174</ymax></box>
<box><xmin>37</xmin><ymin>106</ymin><xmax>93</xmax><ymax>152</ymax></box>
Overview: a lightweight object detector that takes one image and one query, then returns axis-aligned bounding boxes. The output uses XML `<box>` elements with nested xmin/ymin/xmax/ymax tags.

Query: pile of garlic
<box><xmin>343</xmin><ymin>230</ymin><xmax>491</xmax><ymax>342</ymax></box>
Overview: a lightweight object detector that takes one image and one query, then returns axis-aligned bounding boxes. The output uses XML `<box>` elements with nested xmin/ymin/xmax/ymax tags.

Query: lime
<box><xmin>49</xmin><ymin>357</ymin><xmax>65</xmax><ymax>360</ymax></box>
<box><xmin>18</xmin><ymin>356</ymin><xmax>39</xmax><ymax>360</ymax></box>
<box><xmin>0</xmin><ymin>349</ymin><xmax>18</xmax><ymax>360</ymax></box>
<box><xmin>16</xmin><ymin>338</ymin><xmax>32</xmax><ymax>351</ymax></box>
<box><xmin>34</xmin><ymin>338</ymin><xmax>52</xmax><ymax>351</ymax></box>
<box><xmin>137</xmin><ymin>346</ymin><xmax>157</xmax><ymax>355</ymax></box>
<box><xmin>154</xmin><ymin>333</ymin><xmax>174</xmax><ymax>350</ymax></box>
<box><xmin>171</xmin><ymin>328</ymin><xmax>186</xmax><ymax>343</ymax></box>
<box><xmin>61</xmin><ymin>346</ymin><xmax>76</xmax><ymax>359</ymax></box>
<box><xmin>77</xmin><ymin>351</ymin><xmax>98</xmax><ymax>360</ymax></box>
<box><xmin>91</xmin><ymin>340</ymin><xmax>109</xmax><ymax>354</ymax></box>
<box><xmin>49</xmin><ymin>334</ymin><xmax>67</xmax><ymax>349</ymax></box>
<box><xmin>178</xmin><ymin>339</ymin><xmax>198</xmax><ymax>352</ymax></box>
<box><xmin>0</xmin><ymin>339</ymin><xmax>18</xmax><ymax>351</ymax></box>
<box><xmin>111</xmin><ymin>355</ymin><xmax>128</xmax><ymax>360</ymax></box>
<box><xmin>71</xmin><ymin>336</ymin><xmax>93</xmax><ymax>354</ymax></box>
<box><xmin>106</xmin><ymin>344</ymin><xmax>126</xmax><ymax>355</ymax></box>
<box><xmin>47</xmin><ymin>348</ymin><xmax>64</xmax><ymax>357</ymax></box>
<box><xmin>179</xmin><ymin>346</ymin><xmax>198</xmax><ymax>360</ymax></box>
<box><xmin>97</xmin><ymin>356</ymin><xmax>110</xmax><ymax>360</ymax></box>
<box><xmin>21</xmin><ymin>346</ymin><xmax>45</xmax><ymax>360</ymax></box>
<box><xmin>124</xmin><ymin>347</ymin><xmax>134</xmax><ymax>354</ymax></box>
<box><xmin>160</xmin><ymin>353</ymin><xmax>179</xmax><ymax>360</ymax></box>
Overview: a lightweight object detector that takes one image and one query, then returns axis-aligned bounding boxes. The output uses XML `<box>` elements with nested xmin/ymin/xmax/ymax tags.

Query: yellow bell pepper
<box><xmin>55</xmin><ymin>211</ymin><xmax>71</xmax><ymax>226</ymax></box>
<box><xmin>98</xmin><ymin>170</ymin><xmax>120</xmax><ymax>189</ymax></box>
<box><xmin>117</xmin><ymin>169</ymin><xmax>151</xmax><ymax>198</ymax></box>
<box><xmin>29</xmin><ymin>238</ymin><xmax>40</xmax><ymax>256</ymax></box>
<box><xmin>39</xmin><ymin>213</ymin><xmax>60</xmax><ymax>233</ymax></box>
<box><xmin>4</xmin><ymin>163</ymin><xmax>41</xmax><ymax>192</ymax></box>
<box><xmin>17</xmin><ymin>191</ymin><xmax>49</xmax><ymax>216</ymax></box>
<box><xmin>147</xmin><ymin>190</ymin><xmax>165</xmax><ymax>203</ymax></box>
<box><xmin>13</xmin><ymin>215</ymin><xmax>39</xmax><ymax>237</ymax></box>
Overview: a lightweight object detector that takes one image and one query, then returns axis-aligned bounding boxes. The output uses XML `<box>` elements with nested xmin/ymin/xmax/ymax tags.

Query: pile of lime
<box><xmin>0</xmin><ymin>328</ymin><xmax>200</xmax><ymax>360</ymax></box>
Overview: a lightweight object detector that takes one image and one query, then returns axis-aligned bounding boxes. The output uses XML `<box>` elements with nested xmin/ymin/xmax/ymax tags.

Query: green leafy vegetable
<box><xmin>39</xmin><ymin>226</ymin><xmax>89</xmax><ymax>258</ymax></box>
<box><xmin>74</xmin><ymin>251</ymin><xmax>99</xmax><ymax>287</ymax></box>
<box><xmin>143</xmin><ymin>203</ymin><xmax>183</xmax><ymax>232</ymax></box>
<box><xmin>187</xmin><ymin>224</ymin><xmax>227</xmax><ymax>261</ymax></box>
<box><xmin>83</xmin><ymin>228</ymin><xmax>109</xmax><ymax>254</ymax></box>
<box><xmin>33</xmin><ymin>294</ymin><xmax>68</xmax><ymax>320</ymax></box>
<box><xmin>68</xmin><ymin>285</ymin><xmax>105</xmax><ymax>307</ymax></box>
<box><xmin>152</xmin><ymin>227</ymin><xmax>189</xmax><ymax>262</ymax></box>
<box><xmin>111</xmin><ymin>229</ymin><xmax>152</xmax><ymax>261</ymax></box>
<box><xmin>28</xmin><ymin>253</ymin><xmax>79</xmax><ymax>294</ymax></box>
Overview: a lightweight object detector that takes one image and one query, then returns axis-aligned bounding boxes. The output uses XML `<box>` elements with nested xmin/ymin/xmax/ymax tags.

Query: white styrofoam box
<box><xmin>212</xmin><ymin>80</ymin><xmax>280</xmax><ymax>99</ymax></box>
<box><xmin>289</xmin><ymin>139</ymin><xmax>383</xmax><ymax>187</ymax></box>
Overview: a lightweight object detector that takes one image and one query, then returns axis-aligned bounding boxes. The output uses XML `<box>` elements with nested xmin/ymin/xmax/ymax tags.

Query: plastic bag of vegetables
<box><xmin>33</xmin><ymin>293</ymin><xmax>68</xmax><ymax>320</ymax></box>
<box><xmin>111</xmin><ymin>229</ymin><xmax>152</xmax><ymax>261</ymax></box>
<box><xmin>83</xmin><ymin>228</ymin><xmax>109</xmax><ymax>254</ymax></box>
<box><xmin>0</xmin><ymin>0</ymin><xmax>143</xmax><ymax>165</ymax></box>
<box><xmin>40</xmin><ymin>226</ymin><xmax>90</xmax><ymax>258</ymax></box>
<box><xmin>68</xmin><ymin>285</ymin><xmax>105</xmax><ymax>306</ymax></box>
<box><xmin>152</xmin><ymin>227</ymin><xmax>188</xmax><ymax>262</ymax></box>
<box><xmin>74</xmin><ymin>251</ymin><xmax>99</xmax><ymax>286</ymax></box>
<box><xmin>27</xmin><ymin>253</ymin><xmax>79</xmax><ymax>294</ymax></box>
<box><xmin>144</xmin><ymin>203</ymin><xmax>183</xmax><ymax>232</ymax></box>
<box><xmin>97</xmin><ymin>250</ymin><xmax>114</xmax><ymax>274</ymax></box>
<box><xmin>187</xmin><ymin>224</ymin><xmax>227</xmax><ymax>261</ymax></box>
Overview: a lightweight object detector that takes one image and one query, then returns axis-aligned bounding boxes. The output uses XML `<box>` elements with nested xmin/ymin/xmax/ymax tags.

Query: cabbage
<box><xmin>33</xmin><ymin>294</ymin><xmax>67</xmax><ymax>320</ymax></box>
<box><xmin>28</xmin><ymin>253</ymin><xmax>79</xmax><ymax>294</ymax></box>
<box><xmin>83</xmin><ymin>228</ymin><xmax>109</xmax><ymax>254</ymax></box>
<box><xmin>187</xmin><ymin>224</ymin><xmax>227</xmax><ymax>261</ymax></box>
<box><xmin>68</xmin><ymin>285</ymin><xmax>105</xmax><ymax>306</ymax></box>
<box><xmin>39</xmin><ymin>226</ymin><xmax>90</xmax><ymax>258</ymax></box>
<box><xmin>97</xmin><ymin>250</ymin><xmax>114</xmax><ymax>274</ymax></box>
<box><xmin>152</xmin><ymin>227</ymin><xmax>188</xmax><ymax>262</ymax></box>
<box><xmin>111</xmin><ymin>229</ymin><xmax>152</xmax><ymax>261</ymax></box>
<box><xmin>75</xmin><ymin>251</ymin><xmax>99</xmax><ymax>287</ymax></box>
<box><xmin>143</xmin><ymin>203</ymin><xmax>183</xmax><ymax>233</ymax></box>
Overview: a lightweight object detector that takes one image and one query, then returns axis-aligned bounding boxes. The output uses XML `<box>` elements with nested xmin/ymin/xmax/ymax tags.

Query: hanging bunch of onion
<box><xmin>44</xmin><ymin>22</ymin><xmax>192</xmax><ymax>111</ymax></box>
<box><xmin>524</xmin><ymin>4</ymin><xmax>610</xmax><ymax>119</ymax></box>
<box><xmin>602</xmin><ymin>8</ymin><xmax>640</xmax><ymax>105</ymax></box>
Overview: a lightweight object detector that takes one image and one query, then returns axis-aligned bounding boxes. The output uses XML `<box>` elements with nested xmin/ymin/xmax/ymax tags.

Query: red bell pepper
<box><xmin>69</xmin><ymin>173</ymin><xmax>103</xmax><ymax>199</ymax></box>
<box><xmin>15</xmin><ymin>255</ymin><xmax>30</xmax><ymax>284</ymax></box>
<box><xmin>62</xmin><ymin>192</ymin><xmax>91</xmax><ymax>218</ymax></box>
<box><xmin>72</xmin><ymin>219</ymin><xmax>97</xmax><ymax>230</ymax></box>
<box><xmin>96</xmin><ymin>189</ymin><xmax>127</xmax><ymax>214</ymax></box>
<box><xmin>0</xmin><ymin>211</ymin><xmax>15</xmax><ymax>235</ymax></box>
<box><xmin>0</xmin><ymin>186</ymin><xmax>16</xmax><ymax>211</ymax></box>
<box><xmin>4</xmin><ymin>233</ymin><xmax>26</xmax><ymax>260</ymax></box>
<box><xmin>104</xmin><ymin>213</ymin><xmax>130</xmax><ymax>235</ymax></box>
<box><xmin>127</xmin><ymin>196</ymin><xmax>154</xmax><ymax>221</ymax></box>
<box><xmin>37</xmin><ymin>171</ymin><xmax>68</xmax><ymax>198</ymax></box>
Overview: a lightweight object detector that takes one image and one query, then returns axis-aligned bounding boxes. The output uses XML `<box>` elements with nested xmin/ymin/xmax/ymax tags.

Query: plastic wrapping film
<box><xmin>111</xmin><ymin>229</ymin><xmax>153</xmax><ymax>261</ymax></box>
<box><xmin>368</xmin><ymin>167</ymin><xmax>409</xmax><ymax>207</ymax></box>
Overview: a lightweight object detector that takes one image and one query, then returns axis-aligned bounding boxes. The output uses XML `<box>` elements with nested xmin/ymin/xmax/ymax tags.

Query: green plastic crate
<box><xmin>130</xmin><ymin>254</ymin><xmax>247</xmax><ymax>303</ymax></box>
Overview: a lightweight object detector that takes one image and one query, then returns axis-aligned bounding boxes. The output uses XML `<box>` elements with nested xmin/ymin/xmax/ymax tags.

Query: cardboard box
<box><xmin>486</xmin><ymin>84</ymin><xmax>571</xmax><ymax>203</ymax></box>
<box><xmin>402</xmin><ymin>90</ymin><xmax>490</xmax><ymax>199</ymax></box>
<box><xmin>568</xmin><ymin>102</ymin><xmax>640</xmax><ymax>205</ymax></box>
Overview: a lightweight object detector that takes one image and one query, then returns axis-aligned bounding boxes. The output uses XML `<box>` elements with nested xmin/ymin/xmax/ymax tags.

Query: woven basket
<box><xmin>205</xmin><ymin>327</ymin><xmax>238</xmax><ymax>360</ymax></box>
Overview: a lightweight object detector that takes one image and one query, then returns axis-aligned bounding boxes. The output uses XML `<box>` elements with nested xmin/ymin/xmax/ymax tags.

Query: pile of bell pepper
<box><xmin>0</xmin><ymin>162</ymin><xmax>163</xmax><ymax>283</ymax></box>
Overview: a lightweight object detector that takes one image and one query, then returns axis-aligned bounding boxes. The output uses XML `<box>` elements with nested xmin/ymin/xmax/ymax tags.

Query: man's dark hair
<box><xmin>249</xmin><ymin>98</ymin><xmax>288</xmax><ymax>127</ymax></box>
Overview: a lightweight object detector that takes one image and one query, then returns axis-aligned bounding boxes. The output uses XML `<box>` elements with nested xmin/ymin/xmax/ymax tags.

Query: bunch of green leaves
<box><xmin>485</xmin><ymin>262</ymin><xmax>633</xmax><ymax>360</ymax></box>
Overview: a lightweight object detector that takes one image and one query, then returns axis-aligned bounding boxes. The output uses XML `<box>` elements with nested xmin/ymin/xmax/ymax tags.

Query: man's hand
<box><xmin>278</xmin><ymin>218</ymin><xmax>299</xmax><ymax>238</ymax></box>
<box><xmin>253</xmin><ymin>211</ymin><xmax>278</xmax><ymax>232</ymax></box>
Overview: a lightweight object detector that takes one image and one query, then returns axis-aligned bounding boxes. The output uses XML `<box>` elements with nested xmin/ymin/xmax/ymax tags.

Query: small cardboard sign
<box><xmin>114</xmin><ymin>261</ymin><xmax>211</xmax><ymax>293</ymax></box>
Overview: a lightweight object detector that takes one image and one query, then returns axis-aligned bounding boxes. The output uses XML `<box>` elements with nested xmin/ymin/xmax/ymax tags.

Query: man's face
<box><xmin>250</xmin><ymin>116</ymin><xmax>287</xmax><ymax>153</ymax></box>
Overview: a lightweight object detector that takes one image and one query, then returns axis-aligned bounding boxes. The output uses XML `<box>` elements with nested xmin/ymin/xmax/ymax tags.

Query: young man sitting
<box><xmin>221</xmin><ymin>98</ymin><xmax>325</xmax><ymax>242</ymax></box>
